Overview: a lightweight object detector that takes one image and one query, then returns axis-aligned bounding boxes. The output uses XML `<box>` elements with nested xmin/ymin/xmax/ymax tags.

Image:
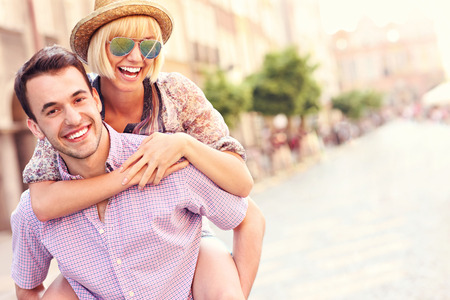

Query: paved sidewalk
<box><xmin>0</xmin><ymin>232</ymin><xmax>14</xmax><ymax>300</ymax></box>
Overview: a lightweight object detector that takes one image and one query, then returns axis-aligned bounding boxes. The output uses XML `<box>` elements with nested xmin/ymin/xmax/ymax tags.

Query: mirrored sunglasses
<box><xmin>108</xmin><ymin>37</ymin><xmax>162</xmax><ymax>59</ymax></box>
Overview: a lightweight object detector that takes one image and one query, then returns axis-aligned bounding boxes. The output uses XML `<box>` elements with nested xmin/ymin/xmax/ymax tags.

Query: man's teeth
<box><xmin>67</xmin><ymin>127</ymin><xmax>88</xmax><ymax>140</ymax></box>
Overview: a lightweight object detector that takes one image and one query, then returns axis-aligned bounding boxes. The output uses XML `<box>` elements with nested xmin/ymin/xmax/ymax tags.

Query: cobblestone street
<box><xmin>241</xmin><ymin>120</ymin><xmax>450</xmax><ymax>299</ymax></box>
<box><xmin>2</xmin><ymin>120</ymin><xmax>450</xmax><ymax>299</ymax></box>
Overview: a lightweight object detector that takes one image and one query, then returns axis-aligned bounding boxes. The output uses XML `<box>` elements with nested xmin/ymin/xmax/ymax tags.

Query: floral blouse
<box><xmin>23</xmin><ymin>72</ymin><xmax>245</xmax><ymax>183</ymax></box>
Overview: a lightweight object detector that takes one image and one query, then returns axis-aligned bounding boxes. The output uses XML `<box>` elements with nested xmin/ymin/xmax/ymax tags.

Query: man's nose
<box><xmin>64</xmin><ymin>106</ymin><xmax>82</xmax><ymax>125</ymax></box>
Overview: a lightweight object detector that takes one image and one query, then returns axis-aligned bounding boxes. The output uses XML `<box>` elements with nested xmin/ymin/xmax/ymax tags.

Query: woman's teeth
<box><xmin>120</xmin><ymin>67</ymin><xmax>141</xmax><ymax>78</ymax></box>
<box><xmin>67</xmin><ymin>127</ymin><xmax>88</xmax><ymax>140</ymax></box>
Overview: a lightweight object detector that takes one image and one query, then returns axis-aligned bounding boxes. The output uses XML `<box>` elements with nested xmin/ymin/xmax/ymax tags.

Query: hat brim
<box><xmin>70</xmin><ymin>1</ymin><xmax>173</xmax><ymax>64</ymax></box>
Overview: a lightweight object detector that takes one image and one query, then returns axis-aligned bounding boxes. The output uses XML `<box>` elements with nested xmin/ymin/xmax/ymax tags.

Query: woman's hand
<box><xmin>121</xmin><ymin>132</ymin><xmax>189</xmax><ymax>188</ymax></box>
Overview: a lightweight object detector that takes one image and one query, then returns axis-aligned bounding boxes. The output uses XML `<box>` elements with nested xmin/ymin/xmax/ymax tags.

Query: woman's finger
<box><xmin>139</xmin><ymin>163</ymin><xmax>159</xmax><ymax>189</ymax></box>
<box><xmin>123</xmin><ymin>159</ymin><xmax>154</xmax><ymax>185</ymax></box>
<box><xmin>121</xmin><ymin>149</ymin><xmax>145</xmax><ymax>171</ymax></box>
<box><xmin>164</xmin><ymin>160</ymin><xmax>189</xmax><ymax>177</ymax></box>
<box><xmin>152</xmin><ymin>167</ymin><xmax>167</xmax><ymax>185</ymax></box>
<box><xmin>136</xmin><ymin>134</ymin><xmax>158</xmax><ymax>151</ymax></box>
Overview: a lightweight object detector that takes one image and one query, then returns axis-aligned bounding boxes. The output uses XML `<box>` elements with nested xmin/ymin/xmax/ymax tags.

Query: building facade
<box><xmin>331</xmin><ymin>17</ymin><xmax>445</xmax><ymax>106</ymax></box>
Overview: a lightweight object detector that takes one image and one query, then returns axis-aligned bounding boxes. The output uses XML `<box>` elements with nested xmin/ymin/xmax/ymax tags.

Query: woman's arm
<box><xmin>182</xmin><ymin>133</ymin><xmax>253</xmax><ymax>197</ymax></box>
<box><xmin>29</xmin><ymin>169</ymin><xmax>128</xmax><ymax>221</ymax></box>
<box><xmin>29</xmin><ymin>161</ymin><xmax>188</xmax><ymax>221</ymax></box>
<box><xmin>121</xmin><ymin>132</ymin><xmax>253</xmax><ymax>197</ymax></box>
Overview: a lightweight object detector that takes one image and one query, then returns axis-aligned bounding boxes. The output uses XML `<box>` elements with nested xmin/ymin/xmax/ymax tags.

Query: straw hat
<box><xmin>70</xmin><ymin>0</ymin><xmax>173</xmax><ymax>64</ymax></box>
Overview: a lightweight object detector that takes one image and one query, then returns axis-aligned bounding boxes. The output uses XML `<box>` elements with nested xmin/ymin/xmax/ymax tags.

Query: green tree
<box><xmin>332</xmin><ymin>89</ymin><xmax>383</xmax><ymax>120</ymax></box>
<box><xmin>248</xmin><ymin>46</ymin><xmax>322</xmax><ymax>119</ymax></box>
<box><xmin>203</xmin><ymin>68</ymin><xmax>252</xmax><ymax>128</ymax></box>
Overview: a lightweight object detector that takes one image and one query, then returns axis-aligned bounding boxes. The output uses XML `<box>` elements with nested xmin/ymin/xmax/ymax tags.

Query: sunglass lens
<box><xmin>140</xmin><ymin>40</ymin><xmax>162</xmax><ymax>59</ymax></box>
<box><xmin>110</xmin><ymin>37</ymin><xmax>135</xmax><ymax>56</ymax></box>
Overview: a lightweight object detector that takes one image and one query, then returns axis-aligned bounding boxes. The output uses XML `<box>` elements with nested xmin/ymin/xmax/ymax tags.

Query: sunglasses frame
<box><xmin>108</xmin><ymin>37</ymin><xmax>162</xmax><ymax>59</ymax></box>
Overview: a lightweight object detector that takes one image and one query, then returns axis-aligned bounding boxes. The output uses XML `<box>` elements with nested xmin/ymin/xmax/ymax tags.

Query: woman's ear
<box><xmin>27</xmin><ymin>118</ymin><xmax>45</xmax><ymax>140</ymax></box>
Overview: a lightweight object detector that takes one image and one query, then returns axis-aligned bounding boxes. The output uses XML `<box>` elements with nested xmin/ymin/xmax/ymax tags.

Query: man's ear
<box><xmin>92</xmin><ymin>88</ymin><xmax>102</xmax><ymax>113</ymax></box>
<box><xmin>27</xmin><ymin>118</ymin><xmax>45</xmax><ymax>140</ymax></box>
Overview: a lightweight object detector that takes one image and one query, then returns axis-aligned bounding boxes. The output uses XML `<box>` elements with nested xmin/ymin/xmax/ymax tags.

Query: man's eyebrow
<box><xmin>41</xmin><ymin>89</ymin><xmax>88</xmax><ymax>113</ymax></box>
<box><xmin>41</xmin><ymin>102</ymin><xmax>57</xmax><ymax>113</ymax></box>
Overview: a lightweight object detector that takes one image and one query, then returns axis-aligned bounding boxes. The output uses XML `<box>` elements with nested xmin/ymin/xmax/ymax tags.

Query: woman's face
<box><xmin>105</xmin><ymin>26</ymin><xmax>157</xmax><ymax>92</ymax></box>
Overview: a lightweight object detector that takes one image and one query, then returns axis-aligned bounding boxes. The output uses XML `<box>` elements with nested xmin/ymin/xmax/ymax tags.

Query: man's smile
<box><xmin>64</xmin><ymin>125</ymin><xmax>90</xmax><ymax>141</ymax></box>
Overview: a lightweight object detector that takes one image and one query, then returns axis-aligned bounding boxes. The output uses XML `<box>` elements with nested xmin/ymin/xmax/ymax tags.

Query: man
<box><xmin>11</xmin><ymin>45</ymin><xmax>265</xmax><ymax>299</ymax></box>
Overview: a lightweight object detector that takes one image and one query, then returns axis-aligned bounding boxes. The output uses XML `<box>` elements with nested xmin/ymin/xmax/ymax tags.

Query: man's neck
<box><xmin>61</xmin><ymin>125</ymin><xmax>110</xmax><ymax>179</ymax></box>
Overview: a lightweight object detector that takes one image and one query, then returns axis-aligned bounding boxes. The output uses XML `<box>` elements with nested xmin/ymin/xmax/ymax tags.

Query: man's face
<box><xmin>26</xmin><ymin>67</ymin><xmax>103</xmax><ymax>160</ymax></box>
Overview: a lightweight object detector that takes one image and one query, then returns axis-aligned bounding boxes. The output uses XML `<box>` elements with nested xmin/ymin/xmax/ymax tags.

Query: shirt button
<box><xmin>99</xmin><ymin>229</ymin><xmax>105</xmax><ymax>234</ymax></box>
<box><xmin>129</xmin><ymin>291</ymin><xmax>135</xmax><ymax>297</ymax></box>
<box><xmin>116</xmin><ymin>259</ymin><xmax>122</xmax><ymax>265</ymax></box>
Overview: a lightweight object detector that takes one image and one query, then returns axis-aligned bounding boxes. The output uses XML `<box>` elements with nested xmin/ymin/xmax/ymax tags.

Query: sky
<box><xmin>317</xmin><ymin>0</ymin><xmax>450</xmax><ymax>77</ymax></box>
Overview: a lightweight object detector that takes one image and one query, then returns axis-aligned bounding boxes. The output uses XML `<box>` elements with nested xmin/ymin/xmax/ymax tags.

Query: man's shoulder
<box><xmin>106</xmin><ymin>123</ymin><xmax>146</xmax><ymax>155</ymax></box>
<box><xmin>119</xmin><ymin>132</ymin><xmax>147</xmax><ymax>149</ymax></box>
<box><xmin>178</xmin><ymin>164</ymin><xmax>220</xmax><ymax>190</ymax></box>
<box><xmin>11</xmin><ymin>190</ymin><xmax>40</xmax><ymax>225</ymax></box>
<box><xmin>16</xmin><ymin>190</ymin><xmax>32</xmax><ymax>213</ymax></box>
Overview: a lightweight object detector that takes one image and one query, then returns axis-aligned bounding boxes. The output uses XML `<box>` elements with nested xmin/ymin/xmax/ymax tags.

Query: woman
<box><xmin>25</xmin><ymin>0</ymin><xmax>259</xmax><ymax>299</ymax></box>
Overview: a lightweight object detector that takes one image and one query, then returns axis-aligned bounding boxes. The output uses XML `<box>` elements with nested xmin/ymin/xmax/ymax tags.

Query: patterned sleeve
<box><xmin>161</xmin><ymin>73</ymin><xmax>247</xmax><ymax>160</ymax></box>
<box><xmin>23</xmin><ymin>139</ymin><xmax>61</xmax><ymax>184</ymax></box>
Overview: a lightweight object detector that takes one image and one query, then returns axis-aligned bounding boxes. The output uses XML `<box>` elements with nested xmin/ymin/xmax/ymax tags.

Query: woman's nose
<box><xmin>126</xmin><ymin>43</ymin><xmax>143</xmax><ymax>61</ymax></box>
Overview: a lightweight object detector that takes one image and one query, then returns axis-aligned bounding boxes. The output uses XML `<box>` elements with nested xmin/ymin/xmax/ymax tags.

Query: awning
<box><xmin>422</xmin><ymin>81</ymin><xmax>450</xmax><ymax>106</ymax></box>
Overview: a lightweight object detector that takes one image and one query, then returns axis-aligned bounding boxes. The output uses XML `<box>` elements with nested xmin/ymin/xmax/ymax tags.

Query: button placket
<box><xmin>106</xmin><ymin>205</ymin><xmax>131</xmax><ymax>299</ymax></box>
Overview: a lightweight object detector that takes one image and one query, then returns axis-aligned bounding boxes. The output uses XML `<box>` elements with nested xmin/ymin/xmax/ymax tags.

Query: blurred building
<box><xmin>281</xmin><ymin>0</ymin><xmax>339</xmax><ymax>105</ymax></box>
<box><xmin>278</xmin><ymin>0</ymin><xmax>339</xmax><ymax>136</ymax></box>
<box><xmin>331</xmin><ymin>17</ymin><xmax>445</xmax><ymax>106</ymax></box>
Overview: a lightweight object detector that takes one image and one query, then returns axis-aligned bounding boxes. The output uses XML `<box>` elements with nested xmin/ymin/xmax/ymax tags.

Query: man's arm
<box><xmin>232</xmin><ymin>198</ymin><xmax>266</xmax><ymax>298</ymax></box>
<box><xmin>15</xmin><ymin>284</ymin><xmax>45</xmax><ymax>300</ymax></box>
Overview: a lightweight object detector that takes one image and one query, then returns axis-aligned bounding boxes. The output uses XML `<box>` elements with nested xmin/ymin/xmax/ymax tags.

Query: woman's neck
<box><xmin>99</xmin><ymin>77</ymin><xmax>145</xmax><ymax>132</ymax></box>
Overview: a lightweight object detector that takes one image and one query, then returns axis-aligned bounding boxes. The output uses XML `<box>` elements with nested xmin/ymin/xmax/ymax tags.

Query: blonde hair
<box><xmin>87</xmin><ymin>15</ymin><xmax>165</xmax><ymax>83</ymax></box>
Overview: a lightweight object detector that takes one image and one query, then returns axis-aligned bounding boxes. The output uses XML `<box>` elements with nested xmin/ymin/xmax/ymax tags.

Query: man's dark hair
<box><xmin>14</xmin><ymin>45</ymin><xmax>92</xmax><ymax>121</ymax></box>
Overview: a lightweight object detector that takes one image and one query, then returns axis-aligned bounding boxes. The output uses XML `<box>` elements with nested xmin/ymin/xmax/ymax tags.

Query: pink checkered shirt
<box><xmin>11</xmin><ymin>124</ymin><xmax>248</xmax><ymax>299</ymax></box>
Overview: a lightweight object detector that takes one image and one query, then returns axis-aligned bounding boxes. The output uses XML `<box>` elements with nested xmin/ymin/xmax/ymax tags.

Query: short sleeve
<box><xmin>182</xmin><ymin>165</ymin><xmax>248</xmax><ymax>231</ymax></box>
<box><xmin>11</xmin><ymin>191</ymin><xmax>52</xmax><ymax>289</ymax></box>
<box><xmin>158</xmin><ymin>73</ymin><xmax>246</xmax><ymax>160</ymax></box>
<box><xmin>23</xmin><ymin>139</ymin><xmax>61</xmax><ymax>184</ymax></box>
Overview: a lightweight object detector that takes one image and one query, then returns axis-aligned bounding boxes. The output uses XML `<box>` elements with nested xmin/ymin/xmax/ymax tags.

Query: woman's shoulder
<box><xmin>158</xmin><ymin>72</ymin><xmax>203</xmax><ymax>97</ymax></box>
<box><xmin>157</xmin><ymin>71</ymin><xmax>194</xmax><ymax>87</ymax></box>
